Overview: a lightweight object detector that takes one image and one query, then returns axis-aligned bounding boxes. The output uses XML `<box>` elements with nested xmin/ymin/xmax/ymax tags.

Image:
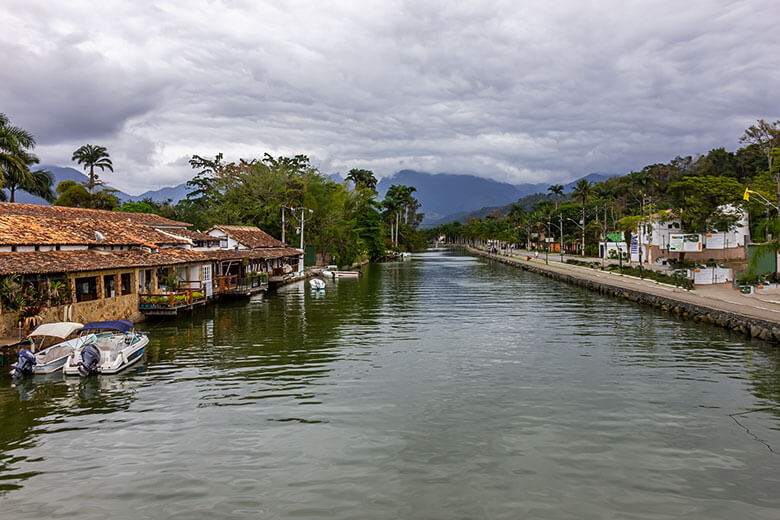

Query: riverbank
<box><xmin>467</xmin><ymin>246</ymin><xmax>780</xmax><ymax>344</ymax></box>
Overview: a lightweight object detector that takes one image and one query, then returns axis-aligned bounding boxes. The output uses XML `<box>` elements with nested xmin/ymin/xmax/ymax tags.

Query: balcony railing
<box><xmin>213</xmin><ymin>274</ymin><xmax>268</xmax><ymax>294</ymax></box>
<box><xmin>139</xmin><ymin>288</ymin><xmax>207</xmax><ymax>310</ymax></box>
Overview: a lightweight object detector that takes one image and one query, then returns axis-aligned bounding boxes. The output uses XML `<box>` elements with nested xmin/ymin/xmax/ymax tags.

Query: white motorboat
<box><xmin>331</xmin><ymin>271</ymin><xmax>360</xmax><ymax>278</ymax></box>
<box><xmin>309</xmin><ymin>278</ymin><xmax>326</xmax><ymax>291</ymax></box>
<box><xmin>9</xmin><ymin>322</ymin><xmax>91</xmax><ymax>378</ymax></box>
<box><xmin>63</xmin><ymin>321</ymin><xmax>148</xmax><ymax>376</ymax></box>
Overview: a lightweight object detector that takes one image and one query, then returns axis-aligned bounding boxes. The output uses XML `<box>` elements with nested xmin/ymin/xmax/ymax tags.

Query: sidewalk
<box><xmin>477</xmin><ymin>247</ymin><xmax>780</xmax><ymax>326</ymax></box>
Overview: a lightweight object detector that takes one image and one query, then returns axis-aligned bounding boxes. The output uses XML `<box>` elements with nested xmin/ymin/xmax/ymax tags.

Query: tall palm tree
<box><xmin>547</xmin><ymin>183</ymin><xmax>564</xmax><ymax>210</ymax></box>
<box><xmin>72</xmin><ymin>144</ymin><xmax>113</xmax><ymax>194</ymax></box>
<box><xmin>571</xmin><ymin>179</ymin><xmax>592</xmax><ymax>256</ymax></box>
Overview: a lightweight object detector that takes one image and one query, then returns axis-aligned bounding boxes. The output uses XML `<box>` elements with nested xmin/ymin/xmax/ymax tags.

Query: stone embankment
<box><xmin>468</xmin><ymin>246</ymin><xmax>780</xmax><ymax>344</ymax></box>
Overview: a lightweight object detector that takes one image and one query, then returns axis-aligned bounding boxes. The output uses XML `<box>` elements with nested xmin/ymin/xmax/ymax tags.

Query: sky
<box><xmin>1</xmin><ymin>0</ymin><xmax>778</xmax><ymax>194</ymax></box>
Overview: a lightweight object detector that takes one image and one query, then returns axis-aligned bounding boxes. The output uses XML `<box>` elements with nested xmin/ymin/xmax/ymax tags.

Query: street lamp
<box><xmin>567</xmin><ymin>218</ymin><xmax>585</xmax><ymax>257</ymax></box>
<box><xmin>548</xmin><ymin>218</ymin><xmax>564</xmax><ymax>262</ymax></box>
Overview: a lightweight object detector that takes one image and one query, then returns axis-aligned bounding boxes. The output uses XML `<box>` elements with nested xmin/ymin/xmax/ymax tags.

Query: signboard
<box><xmin>630</xmin><ymin>236</ymin><xmax>639</xmax><ymax>263</ymax></box>
<box><xmin>669</xmin><ymin>234</ymin><xmax>702</xmax><ymax>252</ymax></box>
<box><xmin>705</xmin><ymin>233</ymin><xmax>725</xmax><ymax>250</ymax></box>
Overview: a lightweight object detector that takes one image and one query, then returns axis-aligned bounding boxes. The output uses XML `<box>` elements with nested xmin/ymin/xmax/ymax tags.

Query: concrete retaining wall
<box><xmin>470</xmin><ymin>247</ymin><xmax>780</xmax><ymax>344</ymax></box>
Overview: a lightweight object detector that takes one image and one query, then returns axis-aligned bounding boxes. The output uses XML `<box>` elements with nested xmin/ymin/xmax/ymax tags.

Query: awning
<box><xmin>81</xmin><ymin>320</ymin><xmax>134</xmax><ymax>333</ymax></box>
<box><xmin>29</xmin><ymin>322</ymin><xmax>84</xmax><ymax>339</ymax></box>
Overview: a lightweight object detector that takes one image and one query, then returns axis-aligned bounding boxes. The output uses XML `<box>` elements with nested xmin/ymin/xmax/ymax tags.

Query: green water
<box><xmin>1</xmin><ymin>249</ymin><xmax>780</xmax><ymax>519</ymax></box>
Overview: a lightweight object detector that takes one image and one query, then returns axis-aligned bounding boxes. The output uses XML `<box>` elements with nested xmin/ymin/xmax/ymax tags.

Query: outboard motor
<box><xmin>10</xmin><ymin>349</ymin><xmax>36</xmax><ymax>378</ymax></box>
<box><xmin>78</xmin><ymin>344</ymin><xmax>101</xmax><ymax>377</ymax></box>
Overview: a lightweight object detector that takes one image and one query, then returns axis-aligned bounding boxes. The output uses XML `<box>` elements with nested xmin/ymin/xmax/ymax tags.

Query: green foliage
<box><xmin>667</xmin><ymin>175</ymin><xmax>745</xmax><ymax>231</ymax></box>
<box><xmin>54</xmin><ymin>180</ymin><xmax>119</xmax><ymax>209</ymax></box>
<box><xmin>0</xmin><ymin>113</ymin><xmax>53</xmax><ymax>202</ymax></box>
<box><xmin>72</xmin><ymin>144</ymin><xmax>113</xmax><ymax>194</ymax></box>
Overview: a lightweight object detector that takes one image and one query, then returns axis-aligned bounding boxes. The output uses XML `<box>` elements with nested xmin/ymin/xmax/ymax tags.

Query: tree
<box><xmin>0</xmin><ymin>113</ymin><xmax>43</xmax><ymax>201</ymax></box>
<box><xmin>571</xmin><ymin>179</ymin><xmax>592</xmax><ymax>255</ymax></box>
<box><xmin>72</xmin><ymin>144</ymin><xmax>113</xmax><ymax>194</ymax></box>
<box><xmin>547</xmin><ymin>184</ymin><xmax>564</xmax><ymax>210</ymax></box>
<box><xmin>2</xmin><ymin>157</ymin><xmax>54</xmax><ymax>202</ymax></box>
<box><xmin>346</xmin><ymin>168</ymin><xmax>378</xmax><ymax>193</ymax></box>
<box><xmin>668</xmin><ymin>175</ymin><xmax>745</xmax><ymax>232</ymax></box>
<box><xmin>740</xmin><ymin>120</ymin><xmax>780</xmax><ymax>204</ymax></box>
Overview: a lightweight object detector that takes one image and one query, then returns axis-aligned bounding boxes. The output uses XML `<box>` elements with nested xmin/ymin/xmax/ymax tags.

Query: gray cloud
<box><xmin>1</xmin><ymin>0</ymin><xmax>778</xmax><ymax>194</ymax></box>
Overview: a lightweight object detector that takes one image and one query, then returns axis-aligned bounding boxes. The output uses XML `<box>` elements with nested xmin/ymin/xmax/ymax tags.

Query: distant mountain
<box><xmin>376</xmin><ymin>170</ymin><xmax>615</xmax><ymax>227</ymax></box>
<box><xmin>125</xmin><ymin>183</ymin><xmax>191</xmax><ymax>203</ymax></box>
<box><xmin>377</xmin><ymin>170</ymin><xmax>541</xmax><ymax>226</ymax></box>
<box><xmin>4</xmin><ymin>165</ymin><xmax>191</xmax><ymax>205</ymax></box>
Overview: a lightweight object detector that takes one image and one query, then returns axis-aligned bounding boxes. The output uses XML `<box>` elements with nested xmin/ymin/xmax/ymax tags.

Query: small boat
<box><xmin>9</xmin><ymin>322</ymin><xmax>90</xmax><ymax>378</ymax></box>
<box><xmin>63</xmin><ymin>321</ymin><xmax>148</xmax><ymax>376</ymax></box>
<box><xmin>329</xmin><ymin>271</ymin><xmax>360</xmax><ymax>278</ymax></box>
<box><xmin>309</xmin><ymin>278</ymin><xmax>326</xmax><ymax>291</ymax></box>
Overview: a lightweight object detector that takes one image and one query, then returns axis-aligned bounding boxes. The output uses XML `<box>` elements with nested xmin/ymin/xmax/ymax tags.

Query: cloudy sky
<box><xmin>1</xmin><ymin>0</ymin><xmax>778</xmax><ymax>194</ymax></box>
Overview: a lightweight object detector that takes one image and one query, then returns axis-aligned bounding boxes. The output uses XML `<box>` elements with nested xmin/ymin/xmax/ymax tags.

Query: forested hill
<box><xmin>377</xmin><ymin>170</ymin><xmax>612</xmax><ymax>227</ymax></box>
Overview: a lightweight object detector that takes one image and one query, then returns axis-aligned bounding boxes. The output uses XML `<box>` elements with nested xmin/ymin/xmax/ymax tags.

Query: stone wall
<box><xmin>0</xmin><ymin>266</ymin><xmax>147</xmax><ymax>337</ymax></box>
<box><xmin>469</xmin><ymin>247</ymin><xmax>780</xmax><ymax>344</ymax></box>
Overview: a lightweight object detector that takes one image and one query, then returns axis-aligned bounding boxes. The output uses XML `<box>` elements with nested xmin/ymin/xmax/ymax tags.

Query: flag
<box><xmin>743</xmin><ymin>187</ymin><xmax>750</xmax><ymax>201</ymax></box>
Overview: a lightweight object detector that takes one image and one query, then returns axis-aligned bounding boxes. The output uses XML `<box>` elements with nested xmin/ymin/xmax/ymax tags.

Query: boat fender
<box><xmin>10</xmin><ymin>349</ymin><xmax>36</xmax><ymax>378</ymax></box>
<box><xmin>78</xmin><ymin>344</ymin><xmax>101</xmax><ymax>376</ymax></box>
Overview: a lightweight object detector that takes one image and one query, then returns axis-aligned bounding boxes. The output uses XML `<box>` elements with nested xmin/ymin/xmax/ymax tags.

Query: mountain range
<box><xmin>5</xmin><ymin>166</ymin><xmax>613</xmax><ymax>228</ymax></box>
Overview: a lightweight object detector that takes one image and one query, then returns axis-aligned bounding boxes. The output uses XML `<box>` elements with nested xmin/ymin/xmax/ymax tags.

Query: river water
<box><xmin>1</xmin><ymin>249</ymin><xmax>780</xmax><ymax>519</ymax></box>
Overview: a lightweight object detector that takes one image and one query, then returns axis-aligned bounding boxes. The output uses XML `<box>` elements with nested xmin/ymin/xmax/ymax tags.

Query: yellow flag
<box><xmin>743</xmin><ymin>187</ymin><xmax>750</xmax><ymax>201</ymax></box>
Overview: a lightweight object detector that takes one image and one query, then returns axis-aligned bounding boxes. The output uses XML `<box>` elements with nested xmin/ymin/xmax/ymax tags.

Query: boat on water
<box><xmin>309</xmin><ymin>278</ymin><xmax>326</xmax><ymax>290</ymax></box>
<box><xmin>9</xmin><ymin>322</ymin><xmax>90</xmax><ymax>378</ymax></box>
<box><xmin>331</xmin><ymin>271</ymin><xmax>360</xmax><ymax>278</ymax></box>
<box><xmin>62</xmin><ymin>321</ymin><xmax>148</xmax><ymax>377</ymax></box>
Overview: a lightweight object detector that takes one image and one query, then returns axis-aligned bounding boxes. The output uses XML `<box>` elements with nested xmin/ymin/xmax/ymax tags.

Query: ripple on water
<box><xmin>1</xmin><ymin>250</ymin><xmax>780</xmax><ymax>519</ymax></box>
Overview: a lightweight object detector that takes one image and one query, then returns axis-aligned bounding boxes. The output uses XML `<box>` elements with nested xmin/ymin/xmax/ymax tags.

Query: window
<box><xmin>121</xmin><ymin>273</ymin><xmax>132</xmax><ymax>295</ymax></box>
<box><xmin>75</xmin><ymin>276</ymin><xmax>98</xmax><ymax>302</ymax></box>
<box><xmin>104</xmin><ymin>274</ymin><xmax>116</xmax><ymax>298</ymax></box>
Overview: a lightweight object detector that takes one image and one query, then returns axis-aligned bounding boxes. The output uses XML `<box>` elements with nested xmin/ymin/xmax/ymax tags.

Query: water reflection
<box><xmin>0</xmin><ymin>250</ymin><xmax>779</xmax><ymax>518</ymax></box>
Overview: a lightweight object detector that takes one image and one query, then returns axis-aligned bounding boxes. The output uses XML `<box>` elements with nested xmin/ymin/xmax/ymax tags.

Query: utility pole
<box><xmin>281</xmin><ymin>206</ymin><xmax>287</xmax><ymax>243</ymax></box>
<box><xmin>298</xmin><ymin>207</ymin><xmax>313</xmax><ymax>273</ymax></box>
<box><xmin>559</xmin><ymin>213</ymin><xmax>564</xmax><ymax>262</ymax></box>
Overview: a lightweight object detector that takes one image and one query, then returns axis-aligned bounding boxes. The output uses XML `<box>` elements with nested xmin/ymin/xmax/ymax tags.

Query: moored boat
<box><xmin>309</xmin><ymin>278</ymin><xmax>326</xmax><ymax>290</ymax></box>
<box><xmin>331</xmin><ymin>271</ymin><xmax>360</xmax><ymax>278</ymax></box>
<box><xmin>9</xmin><ymin>322</ymin><xmax>90</xmax><ymax>378</ymax></box>
<box><xmin>62</xmin><ymin>321</ymin><xmax>148</xmax><ymax>377</ymax></box>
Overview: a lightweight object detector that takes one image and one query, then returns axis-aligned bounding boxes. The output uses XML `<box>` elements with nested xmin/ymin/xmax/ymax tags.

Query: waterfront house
<box><xmin>0</xmin><ymin>203</ymin><xmax>303</xmax><ymax>332</ymax></box>
<box><xmin>0</xmin><ymin>203</ymin><xmax>217</xmax><ymax>332</ymax></box>
<box><xmin>205</xmin><ymin>225</ymin><xmax>304</xmax><ymax>283</ymax></box>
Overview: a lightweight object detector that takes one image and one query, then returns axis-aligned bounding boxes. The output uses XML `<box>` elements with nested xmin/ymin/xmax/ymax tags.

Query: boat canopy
<box><xmin>81</xmin><ymin>320</ymin><xmax>135</xmax><ymax>333</ymax></box>
<box><xmin>29</xmin><ymin>322</ymin><xmax>84</xmax><ymax>339</ymax></box>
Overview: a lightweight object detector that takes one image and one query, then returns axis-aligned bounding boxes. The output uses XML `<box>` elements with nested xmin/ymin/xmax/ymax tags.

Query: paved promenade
<box><xmin>472</xmin><ymin>247</ymin><xmax>780</xmax><ymax>327</ymax></box>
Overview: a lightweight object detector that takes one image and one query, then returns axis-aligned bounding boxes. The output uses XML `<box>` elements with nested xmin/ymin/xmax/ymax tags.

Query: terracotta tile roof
<box><xmin>207</xmin><ymin>225</ymin><xmax>288</xmax><ymax>248</ymax></box>
<box><xmin>156</xmin><ymin>228</ymin><xmax>220</xmax><ymax>243</ymax></box>
<box><xmin>202</xmin><ymin>247</ymin><xmax>303</xmax><ymax>262</ymax></box>
<box><xmin>0</xmin><ymin>248</ymin><xmax>209</xmax><ymax>275</ymax></box>
<box><xmin>0</xmin><ymin>202</ymin><xmax>192</xmax><ymax>228</ymax></box>
<box><xmin>0</xmin><ymin>214</ymin><xmax>189</xmax><ymax>247</ymax></box>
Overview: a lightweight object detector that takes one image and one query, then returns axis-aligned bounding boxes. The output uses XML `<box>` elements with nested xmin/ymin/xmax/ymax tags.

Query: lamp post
<box><xmin>567</xmin><ymin>218</ymin><xmax>585</xmax><ymax>257</ymax></box>
<box><xmin>548</xmin><ymin>218</ymin><xmax>564</xmax><ymax>262</ymax></box>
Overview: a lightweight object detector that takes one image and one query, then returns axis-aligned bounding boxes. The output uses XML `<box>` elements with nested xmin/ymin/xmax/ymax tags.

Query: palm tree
<box><xmin>1</xmin><ymin>149</ymin><xmax>54</xmax><ymax>202</ymax></box>
<box><xmin>1</xmin><ymin>113</ymin><xmax>41</xmax><ymax>200</ymax></box>
<box><xmin>72</xmin><ymin>144</ymin><xmax>113</xmax><ymax>194</ymax></box>
<box><xmin>571</xmin><ymin>179</ymin><xmax>592</xmax><ymax>256</ymax></box>
<box><xmin>547</xmin><ymin>183</ymin><xmax>564</xmax><ymax>210</ymax></box>
<box><xmin>347</xmin><ymin>168</ymin><xmax>378</xmax><ymax>192</ymax></box>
